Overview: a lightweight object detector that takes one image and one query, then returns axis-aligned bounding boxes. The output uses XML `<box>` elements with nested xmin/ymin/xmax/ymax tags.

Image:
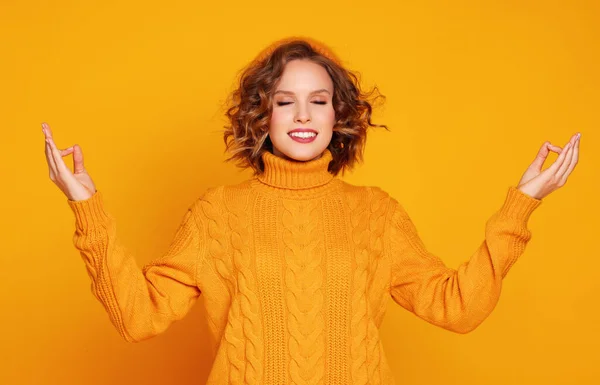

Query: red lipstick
<box><xmin>288</xmin><ymin>128</ymin><xmax>318</xmax><ymax>143</ymax></box>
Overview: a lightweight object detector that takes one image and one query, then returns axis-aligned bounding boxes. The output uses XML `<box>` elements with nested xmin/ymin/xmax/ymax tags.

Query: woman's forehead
<box><xmin>276</xmin><ymin>60</ymin><xmax>333</xmax><ymax>92</ymax></box>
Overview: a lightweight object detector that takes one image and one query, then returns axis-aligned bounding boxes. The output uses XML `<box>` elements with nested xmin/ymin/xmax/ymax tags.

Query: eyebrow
<box><xmin>273</xmin><ymin>89</ymin><xmax>331</xmax><ymax>96</ymax></box>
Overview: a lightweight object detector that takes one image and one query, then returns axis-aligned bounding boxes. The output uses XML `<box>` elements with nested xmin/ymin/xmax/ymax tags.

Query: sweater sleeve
<box><xmin>387</xmin><ymin>186</ymin><xmax>542</xmax><ymax>334</ymax></box>
<box><xmin>66</xmin><ymin>190</ymin><xmax>205</xmax><ymax>343</ymax></box>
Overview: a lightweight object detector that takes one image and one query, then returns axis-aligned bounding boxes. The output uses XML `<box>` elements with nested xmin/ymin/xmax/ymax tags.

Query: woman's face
<box><xmin>269</xmin><ymin>59</ymin><xmax>335</xmax><ymax>162</ymax></box>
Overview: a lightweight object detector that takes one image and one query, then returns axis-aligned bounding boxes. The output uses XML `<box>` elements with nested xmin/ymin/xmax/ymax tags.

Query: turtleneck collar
<box><xmin>257</xmin><ymin>148</ymin><xmax>335</xmax><ymax>190</ymax></box>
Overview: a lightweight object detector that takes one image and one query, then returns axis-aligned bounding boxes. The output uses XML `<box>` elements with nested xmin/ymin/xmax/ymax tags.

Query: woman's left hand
<box><xmin>516</xmin><ymin>132</ymin><xmax>580</xmax><ymax>200</ymax></box>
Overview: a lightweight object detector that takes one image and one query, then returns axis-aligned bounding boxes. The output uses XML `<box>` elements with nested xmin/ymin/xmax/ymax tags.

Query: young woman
<box><xmin>42</xmin><ymin>37</ymin><xmax>580</xmax><ymax>384</ymax></box>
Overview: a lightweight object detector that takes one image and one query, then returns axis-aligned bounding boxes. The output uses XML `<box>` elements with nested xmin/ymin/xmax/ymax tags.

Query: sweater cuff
<box><xmin>66</xmin><ymin>190</ymin><xmax>111</xmax><ymax>233</ymax></box>
<box><xmin>498</xmin><ymin>185</ymin><xmax>542</xmax><ymax>222</ymax></box>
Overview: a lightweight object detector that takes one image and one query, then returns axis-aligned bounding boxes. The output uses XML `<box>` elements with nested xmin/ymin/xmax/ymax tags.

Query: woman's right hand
<box><xmin>42</xmin><ymin>122</ymin><xmax>97</xmax><ymax>202</ymax></box>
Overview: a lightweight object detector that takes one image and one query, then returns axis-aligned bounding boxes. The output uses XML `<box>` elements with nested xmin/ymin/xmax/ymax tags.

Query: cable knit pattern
<box><xmin>199</xmin><ymin>190</ymin><xmax>246</xmax><ymax>383</ymax></box>
<box><xmin>346</xmin><ymin>188</ymin><xmax>371</xmax><ymax>385</ymax></box>
<box><xmin>66</xmin><ymin>148</ymin><xmax>543</xmax><ymax>384</ymax></box>
<box><xmin>199</xmin><ymin>190</ymin><xmax>235</xmax><ymax>294</ymax></box>
<box><xmin>365</xmin><ymin>188</ymin><xmax>388</xmax><ymax>385</ymax></box>
<box><xmin>282</xmin><ymin>198</ymin><xmax>325</xmax><ymax>385</ymax></box>
<box><xmin>320</xmin><ymin>194</ymin><xmax>351</xmax><ymax>385</ymax></box>
<box><xmin>225</xmin><ymin>189</ymin><xmax>264</xmax><ymax>384</ymax></box>
<box><xmin>254</xmin><ymin>194</ymin><xmax>287</xmax><ymax>384</ymax></box>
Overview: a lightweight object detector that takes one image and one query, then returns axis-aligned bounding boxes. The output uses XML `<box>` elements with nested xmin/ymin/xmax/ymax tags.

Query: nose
<box><xmin>294</xmin><ymin>103</ymin><xmax>311</xmax><ymax>124</ymax></box>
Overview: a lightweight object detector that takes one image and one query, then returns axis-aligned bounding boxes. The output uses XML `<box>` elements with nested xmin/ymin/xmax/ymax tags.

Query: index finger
<box><xmin>42</xmin><ymin>123</ymin><xmax>70</xmax><ymax>173</ymax></box>
<box><xmin>42</xmin><ymin>123</ymin><xmax>61</xmax><ymax>152</ymax></box>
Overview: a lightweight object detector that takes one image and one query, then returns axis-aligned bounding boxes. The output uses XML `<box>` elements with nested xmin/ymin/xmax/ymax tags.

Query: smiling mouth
<box><xmin>288</xmin><ymin>131</ymin><xmax>318</xmax><ymax>143</ymax></box>
<box><xmin>288</xmin><ymin>132</ymin><xmax>318</xmax><ymax>138</ymax></box>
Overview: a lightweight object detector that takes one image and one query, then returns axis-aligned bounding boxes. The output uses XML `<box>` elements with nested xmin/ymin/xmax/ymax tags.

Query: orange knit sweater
<box><xmin>67</xmin><ymin>148</ymin><xmax>542</xmax><ymax>384</ymax></box>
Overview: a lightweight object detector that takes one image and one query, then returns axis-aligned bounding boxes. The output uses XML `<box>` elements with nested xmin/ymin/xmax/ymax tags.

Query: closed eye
<box><xmin>276</xmin><ymin>101</ymin><xmax>328</xmax><ymax>106</ymax></box>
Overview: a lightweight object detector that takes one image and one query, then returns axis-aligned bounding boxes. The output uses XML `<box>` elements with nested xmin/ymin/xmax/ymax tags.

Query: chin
<box><xmin>278</xmin><ymin>146</ymin><xmax>327</xmax><ymax>162</ymax></box>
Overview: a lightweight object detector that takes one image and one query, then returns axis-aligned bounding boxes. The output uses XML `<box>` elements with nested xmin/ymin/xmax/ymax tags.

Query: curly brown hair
<box><xmin>222</xmin><ymin>36</ymin><xmax>388</xmax><ymax>176</ymax></box>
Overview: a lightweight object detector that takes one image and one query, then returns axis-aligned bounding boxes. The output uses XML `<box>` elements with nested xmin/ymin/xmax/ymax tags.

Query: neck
<box><xmin>257</xmin><ymin>148</ymin><xmax>335</xmax><ymax>190</ymax></box>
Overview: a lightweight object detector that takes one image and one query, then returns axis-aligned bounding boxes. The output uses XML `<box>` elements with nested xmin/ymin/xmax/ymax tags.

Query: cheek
<box><xmin>327</xmin><ymin>107</ymin><xmax>335</xmax><ymax>123</ymax></box>
<box><xmin>269</xmin><ymin>109</ymin><xmax>288</xmax><ymax>133</ymax></box>
<box><xmin>321</xmin><ymin>106</ymin><xmax>336</xmax><ymax>127</ymax></box>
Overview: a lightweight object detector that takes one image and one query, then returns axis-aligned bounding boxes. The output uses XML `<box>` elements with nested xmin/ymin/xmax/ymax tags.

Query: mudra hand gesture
<box><xmin>517</xmin><ymin>132</ymin><xmax>581</xmax><ymax>200</ymax></box>
<box><xmin>42</xmin><ymin>122</ymin><xmax>97</xmax><ymax>202</ymax></box>
<box><xmin>42</xmin><ymin>121</ymin><xmax>580</xmax><ymax>202</ymax></box>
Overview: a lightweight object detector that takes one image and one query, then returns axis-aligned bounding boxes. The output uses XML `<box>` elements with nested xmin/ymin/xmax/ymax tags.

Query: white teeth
<box><xmin>289</xmin><ymin>132</ymin><xmax>316</xmax><ymax>138</ymax></box>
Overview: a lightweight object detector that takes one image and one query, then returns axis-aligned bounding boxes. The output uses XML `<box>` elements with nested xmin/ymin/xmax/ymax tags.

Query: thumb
<box><xmin>531</xmin><ymin>142</ymin><xmax>562</xmax><ymax>170</ymax></box>
<box><xmin>72</xmin><ymin>144</ymin><xmax>86</xmax><ymax>174</ymax></box>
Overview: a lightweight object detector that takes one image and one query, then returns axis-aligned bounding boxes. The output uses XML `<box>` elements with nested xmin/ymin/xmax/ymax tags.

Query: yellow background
<box><xmin>2</xmin><ymin>0</ymin><xmax>599</xmax><ymax>384</ymax></box>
